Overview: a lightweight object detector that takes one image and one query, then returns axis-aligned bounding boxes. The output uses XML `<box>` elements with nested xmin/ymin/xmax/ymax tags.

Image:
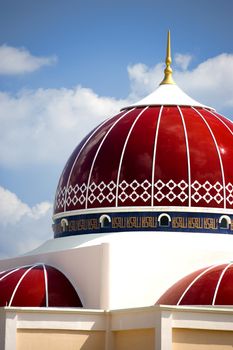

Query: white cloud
<box><xmin>128</xmin><ymin>53</ymin><xmax>233</xmax><ymax>112</ymax></box>
<box><xmin>0</xmin><ymin>186</ymin><xmax>52</xmax><ymax>258</ymax></box>
<box><xmin>174</xmin><ymin>53</ymin><xmax>233</xmax><ymax>110</ymax></box>
<box><xmin>0</xmin><ymin>51</ymin><xmax>232</xmax><ymax>171</ymax></box>
<box><xmin>0</xmin><ymin>44</ymin><xmax>56</xmax><ymax>75</ymax></box>
<box><xmin>0</xmin><ymin>186</ymin><xmax>29</xmax><ymax>224</ymax></box>
<box><xmin>127</xmin><ymin>62</ymin><xmax>163</xmax><ymax>100</ymax></box>
<box><xmin>1</xmin><ymin>53</ymin><xmax>233</xmax><ymax>170</ymax></box>
<box><xmin>175</xmin><ymin>53</ymin><xmax>192</xmax><ymax>70</ymax></box>
<box><xmin>0</xmin><ymin>86</ymin><xmax>128</xmax><ymax>168</ymax></box>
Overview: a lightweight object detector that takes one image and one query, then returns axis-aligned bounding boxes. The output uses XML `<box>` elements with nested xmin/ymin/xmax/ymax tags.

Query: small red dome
<box><xmin>54</xmin><ymin>106</ymin><xmax>233</xmax><ymax>214</ymax></box>
<box><xmin>0</xmin><ymin>264</ymin><xmax>82</xmax><ymax>307</ymax></box>
<box><xmin>156</xmin><ymin>263</ymin><xmax>233</xmax><ymax>306</ymax></box>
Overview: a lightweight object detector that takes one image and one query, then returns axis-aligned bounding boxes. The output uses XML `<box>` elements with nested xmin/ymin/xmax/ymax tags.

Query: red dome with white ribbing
<box><xmin>156</xmin><ymin>262</ymin><xmax>233</xmax><ymax>306</ymax></box>
<box><xmin>54</xmin><ymin>89</ymin><xmax>233</xmax><ymax>218</ymax></box>
<box><xmin>0</xmin><ymin>264</ymin><xmax>82</xmax><ymax>307</ymax></box>
<box><xmin>53</xmin><ymin>30</ymin><xmax>233</xmax><ymax>223</ymax></box>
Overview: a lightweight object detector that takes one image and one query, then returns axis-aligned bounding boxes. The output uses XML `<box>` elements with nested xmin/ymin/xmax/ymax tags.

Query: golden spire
<box><xmin>160</xmin><ymin>30</ymin><xmax>176</xmax><ymax>85</ymax></box>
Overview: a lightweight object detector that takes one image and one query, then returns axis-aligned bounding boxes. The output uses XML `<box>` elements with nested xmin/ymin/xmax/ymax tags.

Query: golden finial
<box><xmin>160</xmin><ymin>30</ymin><xmax>176</xmax><ymax>85</ymax></box>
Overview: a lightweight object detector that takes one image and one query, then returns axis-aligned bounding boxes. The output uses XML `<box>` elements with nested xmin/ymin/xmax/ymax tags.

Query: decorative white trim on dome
<box><xmin>0</xmin><ymin>267</ymin><xmax>20</xmax><ymax>282</ymax></box>
<box><xmin>175</xmin><ymin>262</ymin><xmax>233</xmax><ymax>306</ymax></box>
<box><xmin>54</xmin><ymin>178</ymin><xmax>233</xmax><ymax>216</ymax></box>
<box><xmin>151</xmin><ymin>106</ymin><xmax>163</xmax><ymax>206</ymax></box>
<box><xmin>9</xmin><ymin>264</ymin><xmax>37</xmax><ymax>306</ymax></box>
<box><xmin>43</xmin><ymin>264</ymin><xmax>49</xmax><ymax>307</ymax></box>
<box><xmin>0</xmin><ymin>264</ymin><xmax>37</xmax><ymax>282</ymax></box>
<box><xmin>193</xmin><ymin>107</ymin><xmax>226</xmax><ymax>209</ymax></box>
<box><xmin>177</xmin><ymin>264</ymin><xmax>218</xmax><ymax>306</ymax></box>
<box><xmin>123</xmin><ymin>84</ymin><xmax>214</xmax><ymax>110</ymax></box>
<box><xmin>115</xmin><ymin>107</ymin><xmax>148</xmax><ymax>207</ymax></box>
<box><xmin>178</xmin><ymin>106</ymin><xmax>191</xmax><ymax>207</ymax></box>
<box><xmin>63</xmin><ymin>112</ymin><xmax>120</xmax><ymax>212</ymax></box>
<box><xmin>53</xmin><ymin>205</ymin><xmax>233</xmax><ymax>221</ymax></box>
<box><xmin>85</xmin><ymin>108</ymin><xmax>135</xmax><ymax>209</ymax></box>
<box><xmin>206</xmin><ymin>109</ymin><xmax>233</xmax><ymax>137</ymax></box>
<box><xmin>212</xmin><ymin>262</ymin><xmax>233</xmax><ymax>305</ymax></box>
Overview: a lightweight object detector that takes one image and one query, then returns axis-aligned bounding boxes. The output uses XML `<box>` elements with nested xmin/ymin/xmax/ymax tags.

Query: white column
<box><xmin>5</xmin><ymin>309</ymin><xmax>17</xmax><ymax>350</ymax></box>
<box><xmin>100</xmin><ymin>243</ymin><xmax>110</xmax><ymax>310</ymax></box>
<box><xmin>105</xmin><ymin>312</ymin><xmax>114</xmax><ymax>350</ymax></box>
<box><xmin>0</xmin><ymin>309</ymin><xmax>6</xmax><ymax>350</ymax></box>
<box><xmin>155</xmin><ymin>310</ymin><xmax>172</xmax><ymax>350</ymax></box>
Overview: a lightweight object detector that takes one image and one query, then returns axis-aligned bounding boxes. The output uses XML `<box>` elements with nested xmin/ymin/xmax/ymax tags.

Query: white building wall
<box><xmin>0</xmin><ymin>231</ymin><xmax>233</xmax><ymax>309</ymax></box>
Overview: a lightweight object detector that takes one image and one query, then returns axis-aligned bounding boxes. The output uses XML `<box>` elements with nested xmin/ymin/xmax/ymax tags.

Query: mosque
<box><xmin>1</xmin><ymin>32</ymin><xmax>233</xmax><ymax>349</ymax></box>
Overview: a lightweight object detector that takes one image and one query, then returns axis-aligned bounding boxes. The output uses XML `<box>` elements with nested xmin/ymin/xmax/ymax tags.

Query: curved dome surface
<box><xmin>54</xmin><ymin>105</ymin><xmax>233</xmax><ymax>215</ymax></box>
<box><xmin>156</xmin><ymin>263</ymin><xmax>233</xmax><ymax>306</ymax></box>
<box><xmin>0</xmin><ymin>264</ymin><xmax>82</xmax><ymax>307</ymax></box>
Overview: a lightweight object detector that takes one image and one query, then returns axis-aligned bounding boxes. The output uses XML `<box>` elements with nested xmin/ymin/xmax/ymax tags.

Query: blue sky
<box><xmin>0</xmin><ymin>0</ymin><xmax>233</xmax><ymax>257</ymax></box>
<box><xmin>1</xmin><ymin>0</ymin><xmax>233</xmax><ymax>97</ymax></box>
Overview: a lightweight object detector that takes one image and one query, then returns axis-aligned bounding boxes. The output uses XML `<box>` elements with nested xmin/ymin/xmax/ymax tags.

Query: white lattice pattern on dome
<box><xmin>191</xmin><ymin>180</ymin><xmax>223</xmax><ymax>204</ymax></box>
<box><xmin>88</xmin><ymin>180</ymin><xmax>117</xmax><ymax>204</ymax></box>
<box><xmin>154</xmin><ymin>179</ymin><xmax>189</xmax><ymax>203</ymax></box>
<box><xmin>54</xmin><ymin>179</ymin><xmax>233</xmax><ymax>210</ymax></box>
<box><xmin>118</xmin><ymin>179</ymin><xmax>152</xmax><ymax>203</ymax></box>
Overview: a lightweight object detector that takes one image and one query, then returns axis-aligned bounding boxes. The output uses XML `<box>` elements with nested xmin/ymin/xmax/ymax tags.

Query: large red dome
<box><xmin>53</xmin><ymin>77</ymin><xmax>233</xmax><ymax>237</ymax></box>
<box><xmin>54</xmin><ymin>105</ymin><xmax>233</xmax><ymax>213</ymax></box>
